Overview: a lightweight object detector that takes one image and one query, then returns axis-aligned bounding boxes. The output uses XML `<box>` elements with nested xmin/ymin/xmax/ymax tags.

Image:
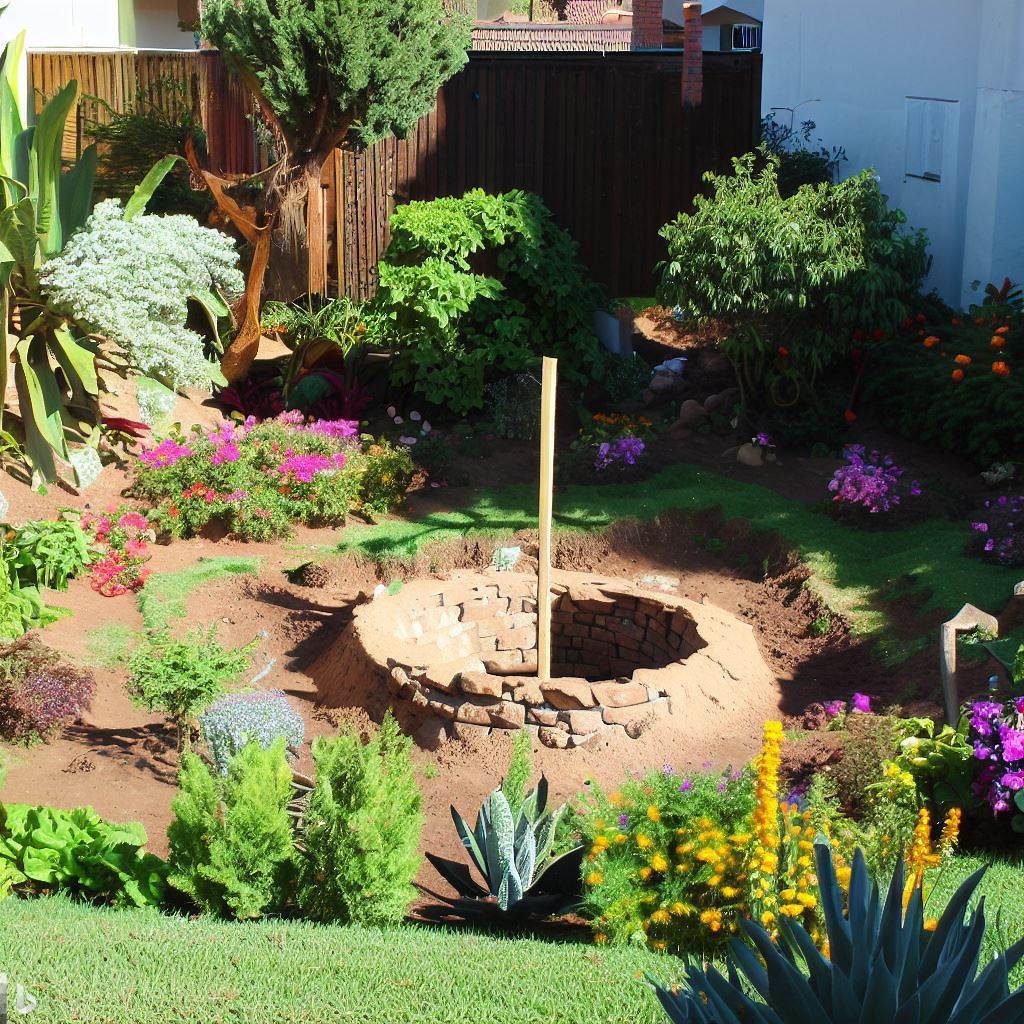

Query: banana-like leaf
<box><xmin>191</xmin><ymin>285</ymin><xmax>231</xmax><ymax>352</ymax></box>
<box><xmin>58</xmin><ymin>143</ymin><xmax>97</xmax><ymax>243</ymax></box>
<box><xmin>13</xmin><ymin>338</ymin><xmax>63</xmax><ymax>485</ymax></box>
<box><xmin>30</xmin><ymin>80</ymin><xmax>79</xmax><ymax>257</ymax></box>
<box><xmin>123</xmin><ymin>154</ymin><xmax>180</xmax><ymax>221</ymax></box>
<box><xmin>50</xmin><ymin>326</ymin><xmax>98</xmax><ymax>400</ymax></box>
<box><xmin>0</xmin><ymin>28</ymin><xmax>25</xmax><ymax>183</ymax></box>
<box><xmin>0</xmin><ymin>195</ymin><xmax>39</xmax><ymax>276</ymax></box>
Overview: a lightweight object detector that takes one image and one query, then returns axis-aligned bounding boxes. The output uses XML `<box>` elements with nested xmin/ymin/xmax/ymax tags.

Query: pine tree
<box><xmin>193</xmin><ymin>0</ymin><xmax>470</xmax><ymax>382</ymax></box>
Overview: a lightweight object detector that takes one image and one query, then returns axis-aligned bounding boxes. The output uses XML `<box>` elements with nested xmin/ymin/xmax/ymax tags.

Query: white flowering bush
<box><xmin>40</xmin><ymin>200</ymin><xmax>243</xmax><ymax>395</ymax></box>
<box><xmin>200</xmin><ymin>689</ymin><xmax>304</xmax><ymax>775</ymax></box>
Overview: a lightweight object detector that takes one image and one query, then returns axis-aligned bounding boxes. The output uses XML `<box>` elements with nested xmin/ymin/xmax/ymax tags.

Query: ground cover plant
<box><xmin>132</xmin><ymin>412</ymin><xmax>413</xmax><ymax>541</ymax></box>
<box><xmin>374</xmin><ymin>189</ymin><xmax>605</xmax><ymax>413</ymax></box>
<box><xmin>200</xmin><ymin>690</ymin><xmax>304</xmax><ymax>776</ymax></box>
<box><xmin>0</xmin><ymin>635</ymin><xmax>94</xmax><ymax>742</ymax></box>
<box><xmin>136</xmin><ymin>556</ymin><xmax>261</xmax><ymax>631</ymax></box>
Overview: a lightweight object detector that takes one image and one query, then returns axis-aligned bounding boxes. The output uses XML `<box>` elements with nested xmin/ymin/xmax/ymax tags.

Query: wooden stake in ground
<box><xmin>537</xmin><ymin>357</ymin><xmax>558</xmax><ymax>682</ymax></box>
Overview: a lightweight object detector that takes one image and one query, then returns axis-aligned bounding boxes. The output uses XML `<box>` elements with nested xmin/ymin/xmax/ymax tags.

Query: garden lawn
<box><xmin>1</xmin><ymin>852</ymin><xmax>1021</xmax><ymax>1022</ymax></box>
<box><xmin>0</xmin><ymin>896</ymin><xmax>675</xmax><ymax>1024</ymax></box>
<box><xmin>338</xmin><ymin>464</ymin><xmax>1020</xmax><ymax>644</ymax></box>
<box><xmin>137</xmin><ymin>556</ymin><xmax>262</xmax><ymax>631</ymax></box>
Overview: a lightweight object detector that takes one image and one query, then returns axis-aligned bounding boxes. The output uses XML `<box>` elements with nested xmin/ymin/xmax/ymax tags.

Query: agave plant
<box><xmin>425</xmin><ymin>775</ymin><xmax>583</xmax><ymax>921</ymax></box>
<box><xmin>653</xmin><ymin>841</ymin><xmax>1024</xmax><ymax>1024</ymax></box>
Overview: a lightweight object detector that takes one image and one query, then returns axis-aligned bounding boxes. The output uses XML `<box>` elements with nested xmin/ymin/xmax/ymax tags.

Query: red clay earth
<box><xmin>0</xmin><ymin>344</ymin><xmax>1007</xmax><ymax>893</ymax></box>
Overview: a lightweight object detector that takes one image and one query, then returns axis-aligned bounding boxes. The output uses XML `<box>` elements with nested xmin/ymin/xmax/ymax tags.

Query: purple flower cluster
<box><xmin>0</xmin><ymin>642</ymin><xmax>96</xmax><ymax>742</ymax></box>
<box><xmin>298</xmin><ymin>418</ymin><xmax>359</xmax><ymax>440</ymax></box>
<box><xmin>827</xmin><ymin>445</ymin><xmax>921</xmax><ymax>515</ymax></box>
<box><xmin>969</xmin><ymin>494</ymin><xmax>1023</xmax><ymax>566</ymax></box>
<box><xmin>200</xmin><ymin>689</ymin><xmax>305</xmax><ymax>775</ymax></box>
<box><xmin>968</xmin><ymin>696</ymin><xmax>1024</xmax><ymax>812</ymax></box>
<box><xmin>594</xmin><ymin>435</ymin><xmax>645</xmax><ymax>472</ymax></box>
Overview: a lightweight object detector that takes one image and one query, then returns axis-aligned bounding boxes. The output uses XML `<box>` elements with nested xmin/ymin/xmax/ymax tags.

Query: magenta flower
<box><xmin>139</xmin><ymin>439</ymin><xmax>193</xmax><ymax>469</ymax></box>
<box><xmin>300</xmin><ymin>418</ymin><xmax>359</xmax><ymax>440</ymax></box>
<box><xmin>824</xmin><ymin>700</ymin><xmax>845</xmax><ymax>718</ymax></box>
<box><xmin>851</xmin><ymin>692</ymin><xmax>873</xmax><ymax>713</ymax></box>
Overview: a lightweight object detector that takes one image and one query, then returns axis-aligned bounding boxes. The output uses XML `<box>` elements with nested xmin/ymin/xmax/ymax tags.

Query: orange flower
<box><xmin>954</xmin><ymin>354</ymin><xmax>972</xmax><ymax>366</ymax></box>
<box><xmin>952</xmin><ymin>369</ymin><xmax>964</xmax><ymax>382</ymax></box>
<box><xmin>777</xmin><ymin>346</ymin><xmax>790</xmax><ymax>358</ymax></box>
<box><xmin>975</xmin><ymin>316</ymin><xmax>986</xmax><ymax>325</ymax></box>
<box><xmin>995</xmin><ymin>325</ymin><xmax>1010</xmax><ymax>335</ymax></box>
<box><xmin>843</xmin><ymin>409</ymin><xmax>857</xmax><ymax>424</ymax></box>
<box><xmin>922</xmin><ymin>335</ymin><xmax>940</xmax><ymax>348</ymax></box>
<box><xmin>992</xmin><ymin>361</ymin><xmax>1011</xmax><ymax>377</ymax></box>
<box><xmin>991</xmin><ymin>336</ymin><xmax>1006</xmax><ymax>349</ymax></box>
<box><xmin>916</xmin><ymin>313</ymin><xmax>927</xmax><ymax>324</ymax></box>
<box><xmin>951</xmin><ymin>318</ymin><xmax>960</xmax><ymax>326</ymax></box>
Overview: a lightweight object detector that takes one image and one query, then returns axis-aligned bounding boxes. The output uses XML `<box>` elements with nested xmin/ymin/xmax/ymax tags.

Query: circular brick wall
<box><xmin>317</xmin><ymin>569</ymin><xmax>775</xmax><ymax>750</ymax></box>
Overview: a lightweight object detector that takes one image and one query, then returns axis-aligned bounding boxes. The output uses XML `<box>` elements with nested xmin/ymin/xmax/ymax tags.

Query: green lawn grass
<box><xmin>137</xmin><ymin>556</ymin><xmax>262</xmax><ymax>631</ymax></box>
<box><xmin>1</xmin><ymin>852</ymin><xmax>1020</xmax><ymax>1023</ymax></box>
<box><xmin>338</xmin><ymin>464</ymin><xmax>1019</xmax><ymax>643</ymax></box>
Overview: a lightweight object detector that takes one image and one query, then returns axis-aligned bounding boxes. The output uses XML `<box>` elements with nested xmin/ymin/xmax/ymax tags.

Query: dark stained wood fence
<box><xmin>29</xmin><ymin>48</ymin><xmax>761</xmax><ymax>299</ymax></box>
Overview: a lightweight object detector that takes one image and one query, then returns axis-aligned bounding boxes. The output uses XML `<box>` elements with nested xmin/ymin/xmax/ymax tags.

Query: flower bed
<box><xmin>131</xmin><ymin>413</ymin><xmax>414</xmax><ymax>541</ymax></box>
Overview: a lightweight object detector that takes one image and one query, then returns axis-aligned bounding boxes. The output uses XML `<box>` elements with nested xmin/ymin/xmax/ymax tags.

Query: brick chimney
<box><xmin>682</xmin><ymin>1</ymin><xmax>703</xmax><ymax>106</ymax></box>
<box><xmin>631</xmin><ymin>0</ymin><xmax>664</xmax><ymax>50</ymax></box>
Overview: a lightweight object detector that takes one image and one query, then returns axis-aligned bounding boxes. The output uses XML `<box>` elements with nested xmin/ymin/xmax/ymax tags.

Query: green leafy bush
<box><xmin>1</xmin><ymin>515</ymin><xmax>92</xmax><ymax>591</ymax></box>
<box><xmin>296</xmin><ymin>714</ymin><xmax>422</xmax><ymax>925</ymax></box>
<box><xmin>357</xmin><ymin>438</ymin><xmax>417</xmax><ymax>517</ymax></box>
<box><xmin>485</xmin><ymin>374</ymin><xmax>542</xmax><ymax>441</ymax></box>
<box><xmin>653</xmin><ymin>844</ymin><xmax>1024</xmax><ymax>1024</ymax></box>
<box><xmin>126</xmin><ymin>626</ymin><xmax>254</xmax><ymax>749</ymax></box>
<box><xmin>167</xmin><ymin>739</ymin><xmax>295</xmax><ymax>919</ymax></box>
<box><xmin>761</xmin><ymin>115</ymin><xmax>846</xmax><ymax>197</ymax></box>
<box><xmin>374</xmin><ymin>190</ymin><xmax>604</xmax><ymax>413</ymax></box>
<box><xmin>657</xmin><ymin>154</ymin><xmax>928</xmax><ymax>411</ymax></box>
<box><xmin>864</xmin><ymin>299</ymin><xmax>1022</xmax><ymax>466</ymax></box>
<box><xmin>0</xmin><ymin>803</ymin><xmax>165</xmax><ymax>907</ymax></box>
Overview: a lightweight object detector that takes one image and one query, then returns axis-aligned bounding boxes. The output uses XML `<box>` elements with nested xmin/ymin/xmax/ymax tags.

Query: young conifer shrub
<box><xmin>296</xmin><ymin>713</ymin><xmax>422</xmax><ymax>925</ymax></box>
<box><xmin>166</xmin><ymin>739</ymin><xmax>295</xmax><ymax>919</ymax></box>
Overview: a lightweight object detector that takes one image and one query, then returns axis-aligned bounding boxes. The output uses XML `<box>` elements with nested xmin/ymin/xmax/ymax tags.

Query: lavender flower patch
<box><xmin>594</xmin><ymin>435</ymin><xmax>645</xmax><ymax>472</ymax></box>
<box><xmin>827</xmin><ymin>445</ymin><xmax>921</xmax><ymax>519</ymax></box>
<box><xmin>968</xmin><ymin>494</ymin><xmax>1024</xmax><ymax>566</ymax></box>
<box><xmin>200</xmin><ymin>689</ymin><xmax>304</xmax><ymax>775</ymax></box>
<box><xmin>968</xmin><ymin>697</ymin><xmax>1024</xmax><ymax>813</ymax></box>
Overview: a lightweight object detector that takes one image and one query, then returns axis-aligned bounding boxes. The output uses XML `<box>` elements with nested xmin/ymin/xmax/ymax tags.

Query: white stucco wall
<box><xmin>2</xmin><ymin>0</ymin><xmax>123</xmax><ymax>48</ymax></box>
<box><xmin>132</xmin><ymin>0</ymin><xmax>197</xmax><ymax>50</ymax></box>
<box><xmin>761</xmin><ymin>0</ymin><xmax>1024</xmax><ymax>308</ymax></box>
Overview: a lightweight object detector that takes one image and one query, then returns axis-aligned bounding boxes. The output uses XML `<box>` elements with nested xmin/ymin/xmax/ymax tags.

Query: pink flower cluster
<box><xmin>276</xmin><ymin>451</ymin><xmax>346</xmax><ymax>484</ymax></box>
<box><xmin>140</xmin><ymin>438</ymin><xmax>193</xmax><ymax>469</ymax></box>
<box><xmin>82</xmin><ymin>509</ymin><xmax>153</xmax><ymax>597</ymax></box>
<box><xmin>969</xmin><ymin>697</ymin><xmax>1024</xmax><ymax>813</ymax></box>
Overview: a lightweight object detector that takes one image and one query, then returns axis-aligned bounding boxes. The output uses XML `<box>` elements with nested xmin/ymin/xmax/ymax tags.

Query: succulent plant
<box><xmin>653</xmin><ymin>841</ymin><xmax>1024</xmax><ymax>1024</ymax></box>
<box><xmin>425</xmin><ymin>775</ymin><xmax>582</xmax><ymax>921</ymax></box>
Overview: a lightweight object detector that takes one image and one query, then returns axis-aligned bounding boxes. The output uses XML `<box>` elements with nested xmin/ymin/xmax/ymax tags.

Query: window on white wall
<box><xmin>904</xmin><ymin>98</ymin><xmax>958</xmax><ymax>183</ymax></box>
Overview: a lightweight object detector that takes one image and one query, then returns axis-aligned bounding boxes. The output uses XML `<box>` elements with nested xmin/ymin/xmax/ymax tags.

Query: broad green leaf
<box><xmin>50</xmin><ymin>326</ymin><xmax>99</xmax><ymax>398</ymax></box>
<box><xmin>123</xmin><ymin>154</ymin><xmax>180</xmax><ymax>221</ymax></box>
<box><xmin>58</xmin><ymin>143</ymin><xmax>97</xmax><ymax>242</ymax></box>
<box><xmin>30</xmin><ymin>80</ymin><xmax>78</xmax><ymax>256</ymax></box>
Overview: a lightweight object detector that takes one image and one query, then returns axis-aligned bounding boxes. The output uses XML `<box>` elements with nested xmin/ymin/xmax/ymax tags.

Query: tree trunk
<box><xmin>221</xmin><ymin>222</ymin><xmax>274</xmax><ymax>384</ymax></box>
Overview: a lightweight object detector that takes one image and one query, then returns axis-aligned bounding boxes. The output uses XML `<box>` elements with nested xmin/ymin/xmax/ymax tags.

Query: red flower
<box><xmin>843</xmin><ymin>409</ymin><xmax>857</xmax><ymax>424</ymax></box>
<box><xmin>952</xmin><ymin>369</ymin><xmax>964</xmax><ymax>382</ymax></box>
<box><xmin>852</xmin><ymin>328</ymin><xmax>865</xmax><ymax>342</ymax></box>
<box><xmin>872</xmin><ymin>328</ymin><xmax>886</xmax><ymax>342</ymax></box>
<box><xmin>777</xmin><ymin>345</ymin><xmax>790</xmax><ymax>358</ymax></box>
<box><xmin>916</xmin><ymin>313</ymin><xmax>927</xmax><ymax>324</ymax></box>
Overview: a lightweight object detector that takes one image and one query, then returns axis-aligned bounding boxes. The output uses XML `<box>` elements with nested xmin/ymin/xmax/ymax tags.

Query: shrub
<box><xmin>126</xmin><ymin>627</ymin><xmax>254</xmax><ymax>749</ymax></box>
<box><xmin>826</xmin><ymin>445</ymin><xmax>922</xmax><ymax>522</ymax></box>
<box><xmin>0</xmin><ymin>803</ymin><xmax>165</xmax><ymax>907</ymax></box>
<box><xmin>652</xmin><ymin>843</ymin><xmax>1023</xmax><ymax>1024</ymax></box>
<box><xmin>864</xmin><ymin>301</ymin><xmax>1021</xmax><ymax>465</ymax></box>
<box><xmin>85</xmin><ymin>80</ymin><xmax>212</xmax><ymax>218</ymax></box>
<box><xmin>0</xmin><ymin>636</ymin><xmax>95</xmax><ymax>742</ymax></box>
<box><xmin>968</xmin><ymin>493</ymin><xmax>1024</xmax><ymax>566</ymax></box>
<box><xmin>133</xmin><ymin>413</ymin><xmax>410</xmax><ymax>541</ymax></box>
<box><xmin>80</xmin><ymin>508</ymin><xmax>154</xmax><ymax>597</ymax></box>
<box><xmin>486</xmin><ymin>374</ymin><xmax>542</xmax><ymax>441</ymax></box>
<box><xmin>40</xmin><ymin>198</ymin><xmax>243</xmax><ymax>411</ymax></box>
<box><xmin>167</xmin><ymin>740</ymin><xmax>295</xmax><ymax>919</ymax></box>
<box><xmin>831</xmin><ymin>711</ymin><xmax>902</xmax><ymax>814</ymax></box>
<box><xmin>760</xmin><ymin>114</ymin><xmax>846</xmax><ymax>197</ymax></box>
<box><xmin>296</xmin><ymin>714</ymin><xmax>422</xmax><ymax>925</ymax></box>
<box><xmin>657</xmin><ymin>154</ymin><xmax>928</xmax><ymax>411</ymax></box>
<box><xmin>200</xmin><ymin>689</ymin><xmax>304</xmax><ymax>776</ymax></box>
<box><xmin>374</xmin><ymin>189</ymin><xmax>604</xmax><ymax>414</ymax></box>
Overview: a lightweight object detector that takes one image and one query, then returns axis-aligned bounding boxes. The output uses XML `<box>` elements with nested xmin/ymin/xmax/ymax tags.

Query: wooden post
<box><xmin>537</xmin><ymin>357</ymin><xmax>557</xmax><ymax>682</ymax></box>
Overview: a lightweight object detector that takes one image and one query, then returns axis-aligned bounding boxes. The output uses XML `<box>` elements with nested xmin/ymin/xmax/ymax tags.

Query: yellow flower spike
<box><xmin>650</xmin><ymin>853</ymin><xmax>669</xmax><ymax>873</ymax></box>
<box><xmin>615</xmin><ymin>834</ymin><xmax>626</xmax><ymax>844</ymax></box>
<box><xmin>586</xmin><ymin>871</ymin><xmax>604</xmax><ymax>886</ymax></box>
<box><xmin>647</xmin><ymin>805</ymin><xmax>661</xmax><ymax>822</ymax></box>
<box><xmin>636</xmin><ymin>833</ymin><xmax>652</xmax><ymax>850</ymax></box>
<box><xmin>639</xmin><ymin>867</ymin><xmax>652</xmax><ymax>881</ymax></box>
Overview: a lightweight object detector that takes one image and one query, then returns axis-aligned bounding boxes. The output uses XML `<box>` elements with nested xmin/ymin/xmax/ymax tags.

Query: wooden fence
<box><xmin>29</xmin><ymin>48</ymin><xmax>761</xmax><ymax>298</ymax></box>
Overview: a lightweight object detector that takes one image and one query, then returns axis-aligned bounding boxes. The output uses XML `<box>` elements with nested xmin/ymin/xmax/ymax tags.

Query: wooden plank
<box><xmin>536</xmin><ymin>356</ymin><xmax>558</xmax><ymax>683</ymax></box>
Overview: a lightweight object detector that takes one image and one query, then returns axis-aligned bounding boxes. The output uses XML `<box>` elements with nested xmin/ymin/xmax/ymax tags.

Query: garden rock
<box><xmin>673</xmin><ymin>399</ymin><xmax>707</xmax><ymax>430</ymax></box>
<box><xmin>736</xmin><ymin>442</ymin><xmax>765</xmax><ymax>467</ymax></box>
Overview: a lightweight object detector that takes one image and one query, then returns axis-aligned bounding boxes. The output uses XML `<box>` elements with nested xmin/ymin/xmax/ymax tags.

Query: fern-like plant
<box><xmin>295</xmin><ymin>713</ymin><xmax>422</xmax><ymax>925</ymax></box>
<box><xmin>653</xmin><ymin>841</ymin><xmax>1024</xmax><ymax>1024</ymax></box>
<box><xmin>166</xmin><ymin>739</ymin><xmax>295</xmax><ymax>919</ymax></box>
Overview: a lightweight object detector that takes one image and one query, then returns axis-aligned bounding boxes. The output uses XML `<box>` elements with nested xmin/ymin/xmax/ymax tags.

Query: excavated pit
<box><xmin>315</xmin><ymin>569</ymin><xmax>776</xmax><ymax>749</ymax></box>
